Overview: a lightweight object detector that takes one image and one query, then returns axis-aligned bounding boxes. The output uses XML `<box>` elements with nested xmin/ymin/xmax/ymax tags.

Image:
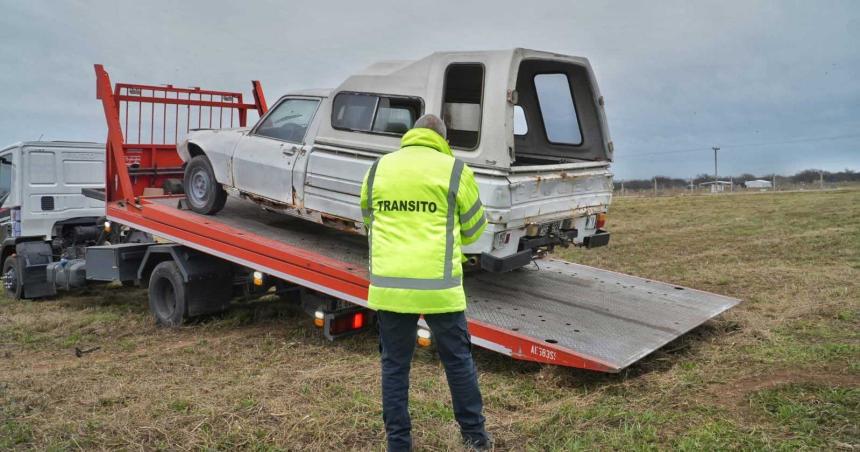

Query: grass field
<box><xmin>1</xmin><ymin>188</ymin><xmax>858</xmax><ymax>450</ymax></box>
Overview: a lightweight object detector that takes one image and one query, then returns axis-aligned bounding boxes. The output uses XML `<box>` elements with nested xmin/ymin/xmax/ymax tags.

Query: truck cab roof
<box><xmin>1</xmin><ymin>141</ymin><xmax>103</xmax><ymax>153</ymax></box>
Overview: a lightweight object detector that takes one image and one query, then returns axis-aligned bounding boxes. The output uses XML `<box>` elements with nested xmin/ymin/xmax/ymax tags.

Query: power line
<box><xmin>618</xmin><ymin>132</ymin><xmax>860</xmax><ymax>159</ymax></box>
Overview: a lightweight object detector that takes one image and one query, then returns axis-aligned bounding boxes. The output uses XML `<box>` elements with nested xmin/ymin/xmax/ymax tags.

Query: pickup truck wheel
<box><xmin>148</xmin><ymin>261</ymin><xmax>188</xmax><ymax>327</ymax></box>
<box><xmin>2</xmin><ymin>256</ymin><xmax>23</xmax><ymax>300</ymax></box>
<box><xmin>184</xmin><ymin>155</ymin><xmax>227</xmax><ymax>215</ymax></box>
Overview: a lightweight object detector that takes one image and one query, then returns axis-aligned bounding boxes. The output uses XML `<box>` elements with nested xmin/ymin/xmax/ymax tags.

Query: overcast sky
<box><xmin>1</xmin><ymin>0</ymin><xmax>857</xmax><ymax>179</ymax></box>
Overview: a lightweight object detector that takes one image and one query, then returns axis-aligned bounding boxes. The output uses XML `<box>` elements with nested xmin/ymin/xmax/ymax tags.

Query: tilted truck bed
<box><xmin>109</xmin><ymin>196</ymin><xmax>739</xmax><ymax>372</ymax></box>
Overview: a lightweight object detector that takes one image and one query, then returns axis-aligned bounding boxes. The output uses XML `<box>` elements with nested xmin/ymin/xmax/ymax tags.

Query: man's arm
<box><xmin>360</xmin><ymin>167</ymin><xmax>371</xmax><ymax>227</ymax></box>
<box><xmin>456</xmin><ymin>164</ymin><xmax>486</xmax><ymax>245</ymax></box>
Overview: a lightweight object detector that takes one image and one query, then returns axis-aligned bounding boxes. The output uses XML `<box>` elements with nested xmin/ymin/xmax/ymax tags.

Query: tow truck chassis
<box><xmin>94</xmin><ymin>64</ymin><xmax>739</xmax><ymax>372</ymax></box>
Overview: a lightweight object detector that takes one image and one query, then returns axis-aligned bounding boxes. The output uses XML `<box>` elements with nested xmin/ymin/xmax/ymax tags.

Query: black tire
<box><xmin>2</xmin><ymin>256</ymin><xmax>23</xmax><ymax>300</ymax></box>
<box><xmin>183</xmin><ymin>155</ymin><xmax>227</xmax><ymax>215</ymax></box>
<box><xmin>148</xmin><ymin>261</ymin><xmax>188</xmax><ymax>327</ymax></box>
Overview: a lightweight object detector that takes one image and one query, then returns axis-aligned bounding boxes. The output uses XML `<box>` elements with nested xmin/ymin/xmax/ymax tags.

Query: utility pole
<box><xmin>620</xmin><ymin>181</ymin><xmax>625</xmax><ymax>197</ymax></box>
<box><xmin>653</xmin><ymin>177</ymin><xmax>657</xmax><ymax>196</ymax></box>
<box><xmin>820</xmin><ymin>170</ymin><xmax>824</xmax><ymax>190</ymax></box>
<box><xmin>772</xmin><ymin>173</ymin><xmax>776</xmax><ymax>191</ymax></box>
<box><xmin>712</xmin><ymin>146</ymin><xmax>720</xmax><ymax>183</ymax></box>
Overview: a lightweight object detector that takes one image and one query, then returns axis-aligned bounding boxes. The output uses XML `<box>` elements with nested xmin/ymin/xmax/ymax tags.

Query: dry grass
<box><xmin>1</xmin><ymin>188</ymin><xmax>858</xmax><ymax>450</ymax></box>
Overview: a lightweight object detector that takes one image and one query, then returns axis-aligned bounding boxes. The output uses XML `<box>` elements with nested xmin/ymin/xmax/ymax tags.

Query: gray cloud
<box><xmin>1</xmin><ymin>0</ymin><xmax>857</xmax><ymax>178</ymax></box>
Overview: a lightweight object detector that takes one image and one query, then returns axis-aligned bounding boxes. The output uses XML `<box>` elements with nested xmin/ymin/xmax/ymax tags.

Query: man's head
<box><xmin>413</xmin><ymin>114</ymin><xmax>447</xmax><ymax>140</ymax></box>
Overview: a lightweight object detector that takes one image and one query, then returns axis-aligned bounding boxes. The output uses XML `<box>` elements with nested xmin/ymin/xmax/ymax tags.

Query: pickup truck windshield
<box><xmin>255</xmin><ymin>98</ymin><xmax>319</xmax><ymax>143</ymax></box>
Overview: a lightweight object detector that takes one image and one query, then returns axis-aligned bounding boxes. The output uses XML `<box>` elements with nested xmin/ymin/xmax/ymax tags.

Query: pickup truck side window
<box><xmin>442</xmin><ymin>63</ymin><xmax>484</xmax><ymax>150</ymax></box>
<box><xmin>254</xmin><ymin>98</ymin><xmax>320</xmax><ymax>143</ymax></box>
<box><xmin>533</xmin><ymin>73</ymin><xmax>583</xmax><ymax>146</ymax></box>
<box><xmin>332</xmin><ymin>92</ymin><xmax>422</xmax><ymax>136</ymax></box>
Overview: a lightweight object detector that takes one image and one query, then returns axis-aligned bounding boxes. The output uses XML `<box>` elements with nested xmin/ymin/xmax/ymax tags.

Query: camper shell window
<box><xmin>534</xmin><ymin>73</ymin><xmax>582</xmax><ymax>145</ymax></box>
<box><xmin>332</xmin><ymin>92</ymin><xmax>423</xmax><ymax>136</ymax></box>
<box><xmin>442</xmin><ymin>63</ymin><xmax>484</xmax><ymax>150</ymax></box>
<box><xmin>513</xmin><ymin>60</ymin><xmax>607</xmax><ymax>165</ymax></box>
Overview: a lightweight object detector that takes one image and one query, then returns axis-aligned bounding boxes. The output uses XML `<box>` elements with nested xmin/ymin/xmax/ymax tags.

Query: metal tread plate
<box><xmin>465</xmin><ymin>259</ymin><xmax>740</xmax><ymax>370</ymax></box>
<box><xmin>151</xmin><ymin>196</ymin><xmax>740</xmax><ymax>370</ymax></box>
<box><xmin>153</xmin><ymin>197</ymin><xmax>369</xmax><ymax>267</ymax></box>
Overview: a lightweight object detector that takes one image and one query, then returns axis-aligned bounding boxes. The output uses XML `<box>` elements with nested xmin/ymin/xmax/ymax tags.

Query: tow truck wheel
<box><xmin>148</xmin><ymin>261</ymin><xmax>188</xmax><ymax>327</ymax></box>
<box><xmin>2</xmin><ymin>256</ymin><xmax>23</xmax><ymax>300</ymax></box>
<box><xmin>184</xmin><ymin>155</ymin><xmax>227</xmax><ymax>215</ymax></box>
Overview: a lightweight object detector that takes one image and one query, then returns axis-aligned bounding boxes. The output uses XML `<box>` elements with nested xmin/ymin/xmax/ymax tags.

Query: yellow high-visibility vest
<box><xmin>360</xmin><ymin>128</ymin><xmax>486</xmax><ymax>313</ymax></box>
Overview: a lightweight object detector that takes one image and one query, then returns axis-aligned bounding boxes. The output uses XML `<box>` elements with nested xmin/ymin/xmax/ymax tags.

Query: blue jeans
<box><xmin>377</xmin><ymin>310</ymin><xmax>488</xmax><ymax>451</ymax></box>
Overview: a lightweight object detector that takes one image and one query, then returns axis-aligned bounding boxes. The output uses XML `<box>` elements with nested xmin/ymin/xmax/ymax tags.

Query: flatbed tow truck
<box><xmin>86</xmin><ymin>64</ymin><xmax>738</xmax><ymax>373</ymax></box>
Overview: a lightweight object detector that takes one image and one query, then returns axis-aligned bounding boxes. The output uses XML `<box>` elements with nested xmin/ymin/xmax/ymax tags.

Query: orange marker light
<box><xmin>417</xmin><ymin>328</ymin><xmax>432</xmax><ymax>347</ymax></box>
<box><xmin>314</xmin><ymin>310</ymin><xmax>325</xmax><ymax>328</ymax></box>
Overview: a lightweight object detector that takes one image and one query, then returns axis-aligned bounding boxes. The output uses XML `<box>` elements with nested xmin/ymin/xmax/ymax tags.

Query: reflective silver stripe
<box><xmin>461</xmin><ymin>214</ymin><xmax>486</xmax><ymax>237</ymax></box>
<box><xmin>371</xmin><ymin>274</ymin><xmax>462</xmax><ymax>290</ymax></box>
<box><xmin>460</xmin><ymin>198</ymin><xmax>483</xmax><ymax>225</ymax></box>
<box><xmin>444</xmin><ymin>160</ymin><xmax>465</xmax><ymax>280</ymax></box>
<box><xmin>365</xmin><ymin>160</ymin><xmax>380</xmax><ymax>270</ymax></box>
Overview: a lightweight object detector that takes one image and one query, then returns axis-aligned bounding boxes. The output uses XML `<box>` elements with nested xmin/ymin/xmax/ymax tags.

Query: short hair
<box><xmin>413</xmin><ymin>114</ymin><xmax>447</xmax><ymax>139</ymax></box>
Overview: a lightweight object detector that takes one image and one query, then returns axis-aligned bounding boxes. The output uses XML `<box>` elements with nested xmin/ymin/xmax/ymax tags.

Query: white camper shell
<box><xmin>179</xmin><ymin>49</ymin><xmax>614</xmax><ymax>271</ymax></box>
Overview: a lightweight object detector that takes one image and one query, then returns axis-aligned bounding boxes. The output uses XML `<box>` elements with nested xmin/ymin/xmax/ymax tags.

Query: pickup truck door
<box><xmin>232</xmin><ymin>97</ymin><xmax>321</xmax><ymax>204</ymax></box>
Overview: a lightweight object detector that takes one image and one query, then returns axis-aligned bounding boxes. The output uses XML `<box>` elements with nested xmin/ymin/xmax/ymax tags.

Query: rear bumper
<box><xmin>584</xmin><ymin>230</ymin><xmax>611</xmax><ymax>248</ymax></box>
<box><xmin>481</xmin><ymin>250</ymin><xmax>533</xmax><ymax>272</ymax></box>
<box><xmin>480</xmin><ymin>229</ymin><xmax>610</xmax><ymax>272</ymax></box>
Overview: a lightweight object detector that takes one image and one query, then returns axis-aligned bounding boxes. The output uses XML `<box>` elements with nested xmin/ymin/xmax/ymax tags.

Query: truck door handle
<box><xmin>282</xmin><ymin>145</ymin><xmax>298</xmax><ymax>155</ymax></box>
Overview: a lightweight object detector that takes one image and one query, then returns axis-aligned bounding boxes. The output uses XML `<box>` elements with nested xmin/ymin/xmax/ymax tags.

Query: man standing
<box><xmin>360</xmin><ymin>114</ymin><xmax>490</xmax><ymax>451</ymax></box>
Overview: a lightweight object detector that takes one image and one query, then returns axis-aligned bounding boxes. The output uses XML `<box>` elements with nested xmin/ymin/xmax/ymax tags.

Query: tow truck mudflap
<box><xmin>463</xmin><ymin>259</ymin><xmax>740</xmax><ymax>372</ymax></box>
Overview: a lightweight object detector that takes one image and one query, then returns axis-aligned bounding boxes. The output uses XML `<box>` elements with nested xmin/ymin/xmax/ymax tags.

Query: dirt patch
<box><xmin>707</xmin><ymin>369</ymin><xmax>860</xmax><ymax>415</ymax></box>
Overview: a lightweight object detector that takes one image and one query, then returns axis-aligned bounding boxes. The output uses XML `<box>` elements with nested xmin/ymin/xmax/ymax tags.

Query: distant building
<box><xmin>699</xmin><ymin>180</ymin><xmax>733</xmax><ymax>193</ymax></box>
<box><xmin>744</xmin><ymin>179</ymin><xmax>772</xmax><ymax>190</ymax></box>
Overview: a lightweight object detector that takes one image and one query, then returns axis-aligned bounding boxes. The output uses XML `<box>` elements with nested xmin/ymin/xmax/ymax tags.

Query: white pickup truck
<box><xmin>178</xmin><ymin>49</ymin><xmax>613</xmax><ymax>272</ymax></box>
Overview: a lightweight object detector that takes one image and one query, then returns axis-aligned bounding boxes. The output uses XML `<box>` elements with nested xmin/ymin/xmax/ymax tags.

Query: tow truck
<box><xmin>12</xmin><ymin>64</ymin><xmax>738</xmax><ymax>373</ymax></box>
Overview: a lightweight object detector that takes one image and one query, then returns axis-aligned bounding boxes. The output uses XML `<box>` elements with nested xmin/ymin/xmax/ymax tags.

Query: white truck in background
<box><xmin>0</xmin><ymin>141</ymin><xmax>145</xmax><ymax>299</ymax></box>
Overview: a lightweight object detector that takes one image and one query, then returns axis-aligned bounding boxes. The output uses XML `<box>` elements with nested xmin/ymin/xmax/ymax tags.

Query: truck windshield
<box><xmin>0</xmin><ymin>155</ymin><xmax>12</xmax><ymax>207</ymax></box>
<box><xmin>255</xmin><ymin>98</ymin><xmax>320</xmax><ymax>143</ymax></box>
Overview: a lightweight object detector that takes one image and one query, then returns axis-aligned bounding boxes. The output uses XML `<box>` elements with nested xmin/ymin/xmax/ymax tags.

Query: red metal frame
<box><xmin>95</xmin><ymin>65</ymin><xmax>615</xmax><ymax>372</ymax></box>
<box><xmin>95</xmin><ymin>64</ymin><xmax>267</xmax><ymax>204</ymax></box>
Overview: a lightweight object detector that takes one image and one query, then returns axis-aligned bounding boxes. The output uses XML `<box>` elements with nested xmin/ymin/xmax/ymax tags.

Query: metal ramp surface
<box><xmin>143</xmin><ymin>196</ymin><xmax>739</xmax><ymax>371</ymax></box>
<box><xmin>465</xmin><ymin>260</ymin><xmax>739</xmax><ymax>371</ymax></box>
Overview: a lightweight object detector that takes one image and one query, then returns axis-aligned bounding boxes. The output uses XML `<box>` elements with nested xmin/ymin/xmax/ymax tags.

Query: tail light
<box><xmin>316</xmin><ymin>308</ymin><xmax>373</xmax><ymax>340</ymax></box>
<box><xmin>596</xmin><ymin>213</ymin><xmax>607</xmax><ymax>230</ymax></box>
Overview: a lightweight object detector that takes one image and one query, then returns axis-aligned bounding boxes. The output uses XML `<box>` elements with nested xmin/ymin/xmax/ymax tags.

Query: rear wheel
<box><xmin>184</xmin><ymin>155</ymin><xmax>227</xmax><ymax>215</ymax></box>
<box><xmin>148</xmin><ymin>261</ymin><xmax>187</xmax><ymax>327</ymax></box>
<box><xmin>2</xmin><ymin>256</ymin><xmax>23</xmax><ymax>300</ymax></box>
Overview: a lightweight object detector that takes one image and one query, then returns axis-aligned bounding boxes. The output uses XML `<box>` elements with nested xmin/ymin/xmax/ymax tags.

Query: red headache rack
<box><xmin>94</xmin><ymin>64</ymin><xmax>267</xmax><ymax>203</ymax></box>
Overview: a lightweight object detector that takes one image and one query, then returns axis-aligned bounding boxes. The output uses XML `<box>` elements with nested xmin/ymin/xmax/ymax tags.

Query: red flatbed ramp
<box><xmin>112</xmin><ymin>196</ymin><xmax>739</xmax><ymax>372</ymax></box>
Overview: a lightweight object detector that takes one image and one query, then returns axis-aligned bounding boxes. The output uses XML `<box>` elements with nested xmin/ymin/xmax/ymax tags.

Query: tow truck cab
<box><xmin>0</xmin><ymin>141</ymin><xmax>106</xmax><ymax>299</ymax></box>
